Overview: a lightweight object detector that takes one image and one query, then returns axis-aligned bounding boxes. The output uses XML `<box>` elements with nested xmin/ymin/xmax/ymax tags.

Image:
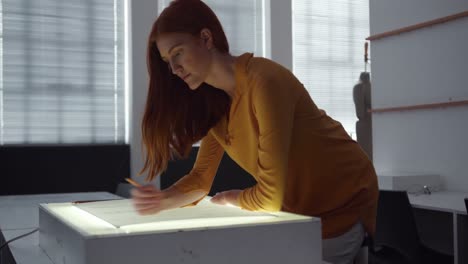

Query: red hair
<box><xmin>141</xmin><ymin>0</ymin><xmax>231</xmax><ymax>181</ymax></box>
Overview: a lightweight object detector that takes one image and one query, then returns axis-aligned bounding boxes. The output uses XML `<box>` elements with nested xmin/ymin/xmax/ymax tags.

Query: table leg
<box><xmin>0</xmin><ymin>229</ymin><xmax>16</xmax><ymax>264</ymax></box>
<box><xmin>457</xmin><ymin>214</ymin><xmax>468</xmax><ymax>264</ymax></box>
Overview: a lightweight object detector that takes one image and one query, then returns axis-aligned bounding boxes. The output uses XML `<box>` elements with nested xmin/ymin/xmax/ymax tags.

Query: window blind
<box><xmin>0</xmin><ymin>0</ymin><xmax>125</xmax><ymax>144</ymax></box>
<box><xmin>158</xmin><ymin>0</ymin><xmax>264</xmax><ymax>57</ymax></box>
<box><xmin>292</xmin><ymin>0</ymin><xmax>369</xmax><ymax>137</ymax></box>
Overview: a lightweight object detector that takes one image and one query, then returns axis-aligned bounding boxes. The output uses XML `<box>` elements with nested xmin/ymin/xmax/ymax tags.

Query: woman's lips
<box><xmin>182</xmin><ymin>74</ymin><xmax>191</xmax><ymax>81</ymax></box>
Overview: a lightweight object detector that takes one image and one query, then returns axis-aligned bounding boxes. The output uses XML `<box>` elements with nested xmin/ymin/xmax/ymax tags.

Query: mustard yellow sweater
<box><xmin>173</xmin><ymin>53</ymin><xmax>379</xmax><ymax>239</ymax></box>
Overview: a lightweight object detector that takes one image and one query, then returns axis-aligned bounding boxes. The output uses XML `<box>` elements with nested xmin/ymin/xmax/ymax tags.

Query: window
<box><xmin>292</xmin><ymin>0</ymin><xmax>369</xmax><ymax>136</ymax></box>
<box><xmin>0</xmin><ymin>0</ymin><xmax>126</xmax><ymax>144</ymax></box>
<box><xmin>158</xmin><ymin>0</ymin><xmax>264</xmax><ymax>57</ymax></box>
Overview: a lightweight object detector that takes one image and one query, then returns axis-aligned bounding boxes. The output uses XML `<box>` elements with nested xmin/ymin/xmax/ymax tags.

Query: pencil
<box><xmin>125</xmin><ymin>177</ymin><xmax>142</xmax><ymax>187</ymax></box>
<box><xmin>72</xmin><ymin>199</ymin><xmax>120</xmax><ymax>204</ymax></box>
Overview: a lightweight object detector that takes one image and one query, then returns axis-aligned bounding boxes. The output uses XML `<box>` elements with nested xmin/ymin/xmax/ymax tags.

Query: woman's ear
<box><xmin>199</xmin><ymin>28</ymin><xmax>214</xmax><ymax>50</ymax></box>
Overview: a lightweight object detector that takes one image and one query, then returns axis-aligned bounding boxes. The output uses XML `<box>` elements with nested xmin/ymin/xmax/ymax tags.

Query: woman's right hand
<box><xmin>130</xmin><ymin>184</ymin><xmax>207</xmax><ymax>215</ymax></box>
<box><xmin>131</xmin><ymin>185</ymin><xmax>171</xmax><ymax>215</ymax></box>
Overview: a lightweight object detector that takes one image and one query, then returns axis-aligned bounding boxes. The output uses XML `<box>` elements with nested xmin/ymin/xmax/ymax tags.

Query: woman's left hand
<box><xmin>210</xmin><ymin>189</ymin><xmax>242</xmax><ymax>207</ymax></box>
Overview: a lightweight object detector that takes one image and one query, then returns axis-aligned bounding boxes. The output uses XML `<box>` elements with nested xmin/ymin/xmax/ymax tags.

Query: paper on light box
<box><xmin>75</xmin><ymin>199</ymin><xmax>275</xmax><ymax>228</ymax></box>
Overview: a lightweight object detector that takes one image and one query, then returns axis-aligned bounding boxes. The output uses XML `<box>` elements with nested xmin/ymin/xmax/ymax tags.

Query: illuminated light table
<box><xmin>39</xmin><ymin>198</ymin><xmax>322</xmax><ymax>264</ymax></box>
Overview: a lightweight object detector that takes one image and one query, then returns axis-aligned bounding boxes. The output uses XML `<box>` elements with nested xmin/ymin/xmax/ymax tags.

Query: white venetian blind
<box><xmin>0</xmin><ymin>0</ymin><xmax>126</xmax><ymax>145</ymax></box>
<box><xmin>158</xmin><ymin>0</ymin><xmax>264</xmax><ymax>57</ymax></box>
<box><xmin>292</xmin><ymin>0</ymin><xmax>369</xmax><ymax>136</ymax></box>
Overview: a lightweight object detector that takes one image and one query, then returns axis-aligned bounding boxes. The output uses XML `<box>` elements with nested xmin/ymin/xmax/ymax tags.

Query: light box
<box><xmin>39</xmin><ymin>198</ymin><xmax>322</xmax><ymax>264</ymax></box>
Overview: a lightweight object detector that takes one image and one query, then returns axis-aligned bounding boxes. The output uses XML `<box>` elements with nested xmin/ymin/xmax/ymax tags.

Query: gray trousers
<box><xmin>322</xmin><ymin>222</ymin><xmax>365</xmax><ymax>264</ymax></box>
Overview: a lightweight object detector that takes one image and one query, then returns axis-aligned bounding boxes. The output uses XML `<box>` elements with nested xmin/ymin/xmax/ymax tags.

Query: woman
<box><xmin>132</xmin><ymin>0</ymin><xmax>379</xmax><ymax>263</ymax></box>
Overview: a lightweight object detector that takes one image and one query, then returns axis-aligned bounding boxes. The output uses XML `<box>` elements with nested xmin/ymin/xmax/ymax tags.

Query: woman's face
<box><xmin>156</xmin><ymin>31</ymin><xmax>212</xmax><ymax>90</ymax></box>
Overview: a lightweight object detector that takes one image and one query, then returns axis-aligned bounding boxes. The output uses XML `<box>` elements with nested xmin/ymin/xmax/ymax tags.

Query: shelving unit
<box><xmin>368</xmin><ymin>4</ymin><xmax>468</xmax><ymax>195</ymax></box>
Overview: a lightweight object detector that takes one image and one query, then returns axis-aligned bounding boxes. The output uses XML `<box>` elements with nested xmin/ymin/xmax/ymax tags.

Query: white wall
<box><xmin>369</xmin><ymin>0</ymin><xmax>468</xmax><ymax>35</ymax></box>
<box><xmin>269</xmin><ymin>0</ymin><xmax>292</xmax><ymax>70</ymax></box>
<box><xmin>129</xmin><ymin>0</ymin><xmax>158</xmax><ymax>185</ymax></box>
<box><xmin>370</xmin><ymin>1</ymin><xmax>468</xmax><ymax>191</ymax></box>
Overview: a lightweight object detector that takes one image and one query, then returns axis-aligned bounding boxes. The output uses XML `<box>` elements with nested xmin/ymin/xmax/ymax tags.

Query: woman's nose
<box><xmin>169</xmin><ymin>61</ymin><xmax>182</xmax><ymax>75</ymax></box>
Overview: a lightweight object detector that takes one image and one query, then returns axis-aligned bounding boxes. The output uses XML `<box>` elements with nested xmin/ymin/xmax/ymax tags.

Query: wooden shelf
<box><xmin>369</xmin><ymin>100</ymin><xmax>468</xmax><ymax>113</ymax></box>
<box><xmin>366</xmin><ymin>10</ymin><xmax>468</xmax><ymax>41</ymax></box>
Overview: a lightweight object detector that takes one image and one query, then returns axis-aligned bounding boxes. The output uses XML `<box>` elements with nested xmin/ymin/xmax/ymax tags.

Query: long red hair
<box><xmin>141</xmin><ymin>0</ymin><xmax>231</xmax><ymax>181</ymax></box>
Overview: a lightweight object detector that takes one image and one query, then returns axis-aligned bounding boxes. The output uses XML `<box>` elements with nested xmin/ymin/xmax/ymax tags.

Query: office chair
<box><xmin>465</xmin><ymin>198</ymin><xmax>468</xmax><ymax>213</ymax></box>
<box><xmin>369</xmin><ymin>190</ymin><xmax>453</xmax><ymax>264</ymax></box>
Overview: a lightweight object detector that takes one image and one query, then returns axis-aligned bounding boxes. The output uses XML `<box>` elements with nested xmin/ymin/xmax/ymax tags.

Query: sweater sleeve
<box><xmin>172</xmin><ymin>131</ymin><xmax>225</xmax><ymax>206</ymax></box>
<box><xmin>239</xmin><ymin>72</ymin><xmax>298</xmax><ymax>212</ymax></box>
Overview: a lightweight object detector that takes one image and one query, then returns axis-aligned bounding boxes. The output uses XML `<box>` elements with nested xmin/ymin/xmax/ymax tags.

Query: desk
<box><xmin>1</xmin><ymin>192</ymin><xmax>329</xmax><ymax>264</ymax></box>
<box><xmin>409</xmin><ymin>191</ymin><xmax>468</xmax><ymax>264</ymax></box>
<box><xmin>0</xmin><ymin>192</ymin><xmax>121</xmax><ymax>264</ymax></box>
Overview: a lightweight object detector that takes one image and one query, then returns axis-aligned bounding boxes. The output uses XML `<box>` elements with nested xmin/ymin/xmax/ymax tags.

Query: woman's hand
<box><xmin>131</xmin><ymin>185</ymin><xmax>207</xmax><ymax>215</ymax></box>
<box><xmin>210</xmin><ymin>190</ymin><xmax>242</xmax><ymax>207</ymax></box>
<box><xmin>131</xmin><ymin>185</ymin><xmax>172</xmax><ymax>215</ymax></box>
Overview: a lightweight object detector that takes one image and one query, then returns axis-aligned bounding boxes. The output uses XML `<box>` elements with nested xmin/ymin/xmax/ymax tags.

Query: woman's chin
<box><xmin>187</xmin><ymin>82</ymin><xmax>201</xmax><ymax>90</ymax></box>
